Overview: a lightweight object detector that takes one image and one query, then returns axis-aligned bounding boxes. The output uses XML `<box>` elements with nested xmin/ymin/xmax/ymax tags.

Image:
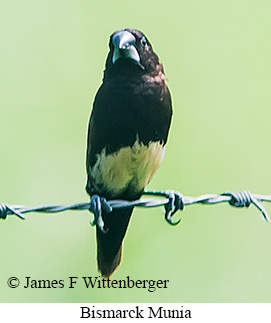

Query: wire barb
<box><xmin>0</xmin><ymin>202</ymin><xmax>26</xmax><ymax>220</ymax></box>
<box><xmin>222</xmin><ymin>191</ymin><xmax>270</xmax><ymax>222</ymax></box>
<box><xmin>0</xmin><ymin>190</ymin><xmax>270</xmax><ymax>224</ymax></box>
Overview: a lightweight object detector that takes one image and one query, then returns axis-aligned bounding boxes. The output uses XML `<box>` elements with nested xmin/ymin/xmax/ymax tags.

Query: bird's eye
<box><xmin>141</xmin><ymin>37</ymin><xmax>147</xmax><ymax>48</ymax></box>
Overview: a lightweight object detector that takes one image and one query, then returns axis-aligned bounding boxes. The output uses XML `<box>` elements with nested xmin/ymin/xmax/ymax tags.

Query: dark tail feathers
<box><xmin>96</xmin><ymin>207</ymin><xmax>133</xmax><ymax>278</ymax></box>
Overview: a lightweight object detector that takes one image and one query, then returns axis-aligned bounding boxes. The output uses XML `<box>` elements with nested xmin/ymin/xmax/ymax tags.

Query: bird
<box><xmin>86</xmin><ymin>28</ymin><xmax>173</xmax><ymax>278</ymax></box>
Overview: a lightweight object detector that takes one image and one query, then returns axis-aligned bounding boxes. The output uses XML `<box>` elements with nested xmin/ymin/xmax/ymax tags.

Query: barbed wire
<box><xmin>0</xmin><ymin>190</ymin><xmax>270</xmax><ymax>229</ymax></box>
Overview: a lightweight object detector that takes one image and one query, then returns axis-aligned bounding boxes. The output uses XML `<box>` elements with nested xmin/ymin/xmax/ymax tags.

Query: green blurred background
<box><xmin>1</xmin><ymin>0</ymin><xmax>271</xmax><ymax>302</ymax></box>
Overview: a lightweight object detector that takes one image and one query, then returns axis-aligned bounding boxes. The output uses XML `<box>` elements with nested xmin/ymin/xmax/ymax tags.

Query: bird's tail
<box><xmin>96</xmin><ymin>207</ymin><xmax>133</xmax><ymax>278</ymax></box>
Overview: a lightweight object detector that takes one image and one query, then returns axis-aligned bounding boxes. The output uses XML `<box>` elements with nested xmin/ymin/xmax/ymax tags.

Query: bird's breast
<box><xmin>89</xmin><ymin>139</ymin><xmax>165</xmax><ymax>199</ymax></box>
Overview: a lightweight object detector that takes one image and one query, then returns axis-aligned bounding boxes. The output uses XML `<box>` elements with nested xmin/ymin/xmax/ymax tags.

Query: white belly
<box><xmin>89</xmin><ymin>140</ymin><xmax>165</xmax><ymax>197</ymax></box>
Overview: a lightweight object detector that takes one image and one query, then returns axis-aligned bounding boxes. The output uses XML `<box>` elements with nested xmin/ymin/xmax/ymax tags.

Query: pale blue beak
<box><xmin>112</xmin><ymin>30</ymin><xmax>140</xmax><ymax>64</ymax></box>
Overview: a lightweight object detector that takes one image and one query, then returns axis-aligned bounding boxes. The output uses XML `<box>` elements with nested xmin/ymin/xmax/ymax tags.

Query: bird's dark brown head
<box><xmin>105</xmin><ymin>28</ymin><xmax>165</xmax><ymax>78</ymax></box>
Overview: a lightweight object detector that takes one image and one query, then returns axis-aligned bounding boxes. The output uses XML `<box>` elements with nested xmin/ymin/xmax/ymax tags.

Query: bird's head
<box><xmin>105</xmin><ymin>28</ymin><xmax>164</xmax><ymax>77</ymax></box>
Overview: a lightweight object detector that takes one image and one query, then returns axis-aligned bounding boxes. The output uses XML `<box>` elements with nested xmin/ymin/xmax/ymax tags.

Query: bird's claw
<box><xmin>89</xmin><ymin>194</ymin><xmax>112</xmax><ymax>233</ymax></box>
<box><xmin>144</xmin><ymin>190</ymin><xmax>184</xmax><ymax>226</ymax></box>
<box><xmin>164</xmin><ymin>190</ymin><xmax>184</xmax><ymax>225</ymax></box>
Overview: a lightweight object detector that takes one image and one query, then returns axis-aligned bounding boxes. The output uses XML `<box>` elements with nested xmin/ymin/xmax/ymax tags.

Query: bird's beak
<box><xmin>112</xmin><ymin>30</ymin><xmax>140</xmax><ymax>64</ymax></box>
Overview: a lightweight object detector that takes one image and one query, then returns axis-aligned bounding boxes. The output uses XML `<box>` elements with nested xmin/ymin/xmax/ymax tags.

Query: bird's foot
<box><xmin>89</xmin><ymin>194</ymin><xmax>112</xmax><ymax>233</ymax></box>
<box><xmin>144</xmin><ymin>190</ymin><xmax>184</xmax><ymax>226</ymax></box>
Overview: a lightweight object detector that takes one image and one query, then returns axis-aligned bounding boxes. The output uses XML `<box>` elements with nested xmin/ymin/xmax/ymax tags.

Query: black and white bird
<box><xmin>86</xmin><ymin>28</ymin><xmax>172</xmax><ymax>277</ymax></box>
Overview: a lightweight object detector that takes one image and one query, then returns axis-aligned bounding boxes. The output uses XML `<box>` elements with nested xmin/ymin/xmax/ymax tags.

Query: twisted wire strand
<box><xmin>0</xmin><ymin>190</ymin><xmax>270</xmax><ymax>223</ymax></box>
